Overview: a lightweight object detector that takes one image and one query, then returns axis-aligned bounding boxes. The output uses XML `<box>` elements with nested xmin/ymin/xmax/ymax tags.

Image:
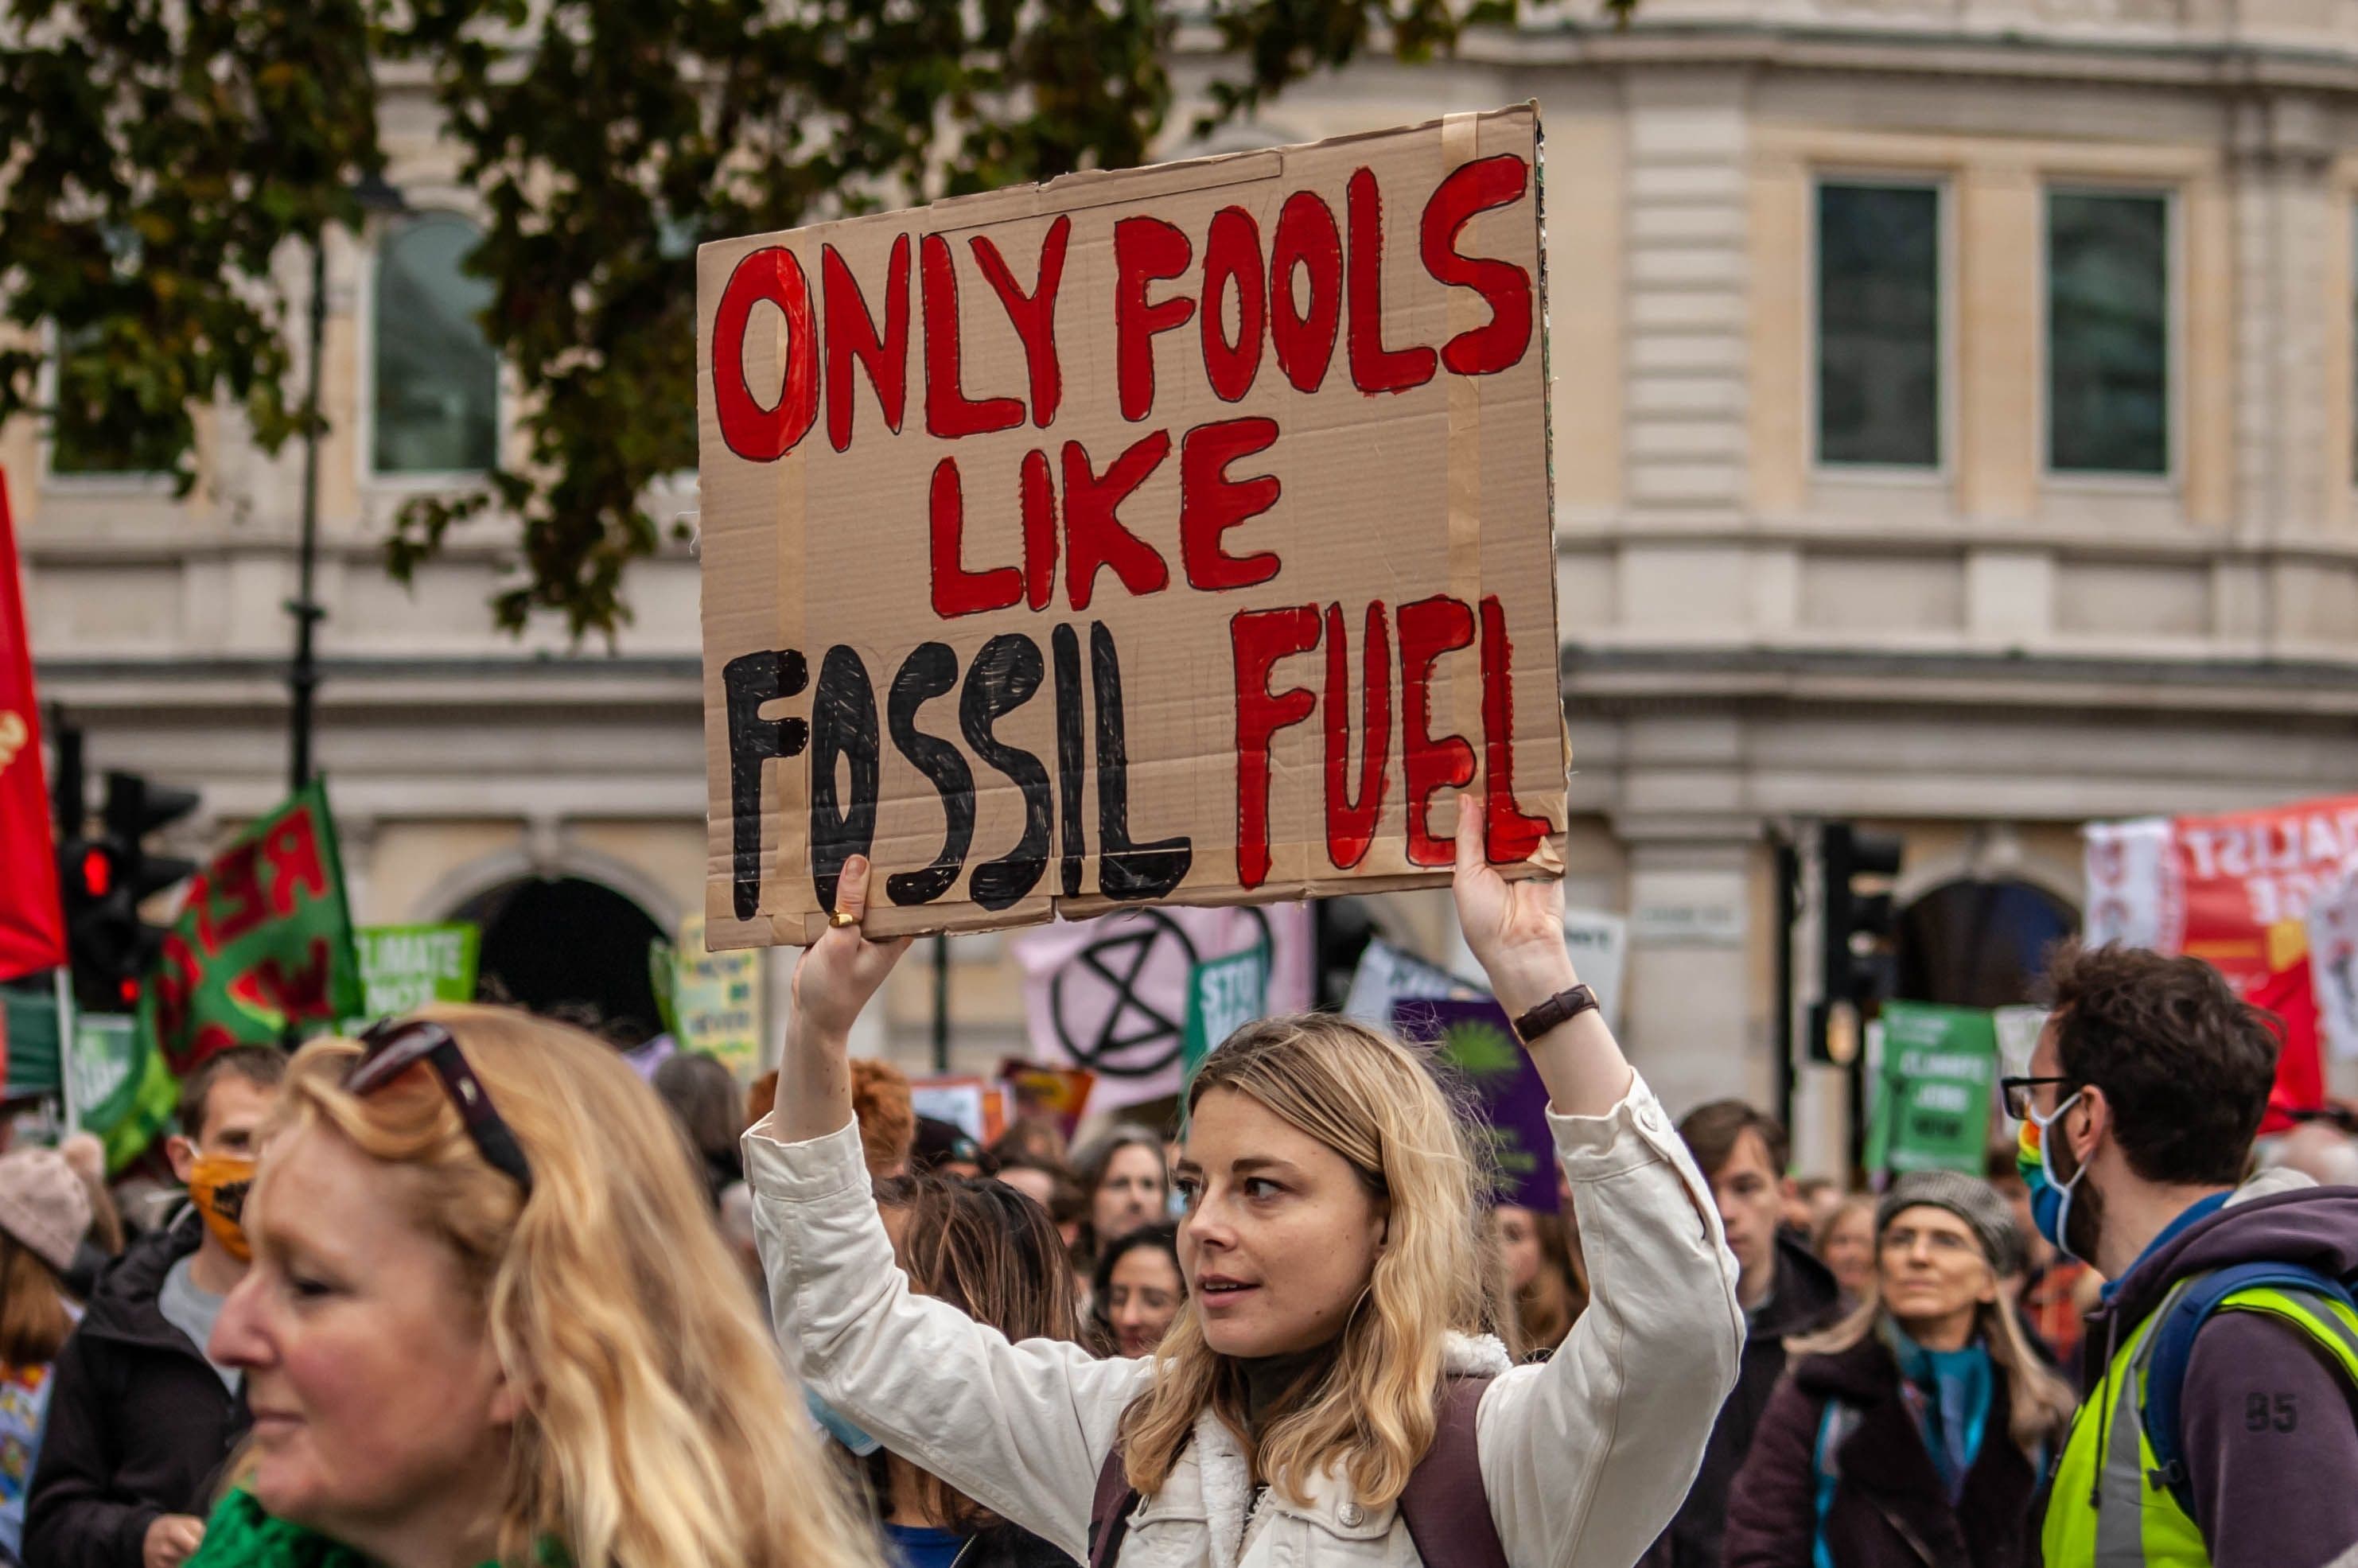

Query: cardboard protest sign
<box><xmin>698</xmin><ymin>107</ymin><xmax>1566</xmax><ymax>946</ymax></box>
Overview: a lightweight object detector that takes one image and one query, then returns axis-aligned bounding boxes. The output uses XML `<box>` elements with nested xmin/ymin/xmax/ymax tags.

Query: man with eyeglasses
<box><xmin>28</xmin><ymin>1047</ymin><xmax>283</xmax><ymax>1568</ymax></box>
<box><xmin>2018</xmin><ymin>944</ymin><xmax>2358</xmax><ymax>1568</ymax></box>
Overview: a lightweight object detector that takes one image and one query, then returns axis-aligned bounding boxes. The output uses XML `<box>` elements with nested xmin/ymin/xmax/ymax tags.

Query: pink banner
<box><xmin>1013</xmin><ymin>903</ymin><xmax>1310</xmax><ymax>1108</ymax></box>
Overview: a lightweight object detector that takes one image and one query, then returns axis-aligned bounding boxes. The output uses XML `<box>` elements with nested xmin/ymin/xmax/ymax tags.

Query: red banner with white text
<box><xmin>2086</xmin><ymin>794</ymin><xmax>2358</xmax><ymax>1128</ymax></box>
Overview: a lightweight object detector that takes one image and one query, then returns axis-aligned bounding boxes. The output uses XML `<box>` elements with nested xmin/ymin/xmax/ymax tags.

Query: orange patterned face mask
<box><xmin>187</xmin><ymin>1152</ymin><xmax>257</xmax><ymax>1262</ymax></box>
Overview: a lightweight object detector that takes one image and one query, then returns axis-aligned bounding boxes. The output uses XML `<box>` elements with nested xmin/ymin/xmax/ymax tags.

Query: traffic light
<box><xmin>56</xmin><ymin>770</ymin><xmax>199</xmax><ymax>1014</ymax></box>
<box><xmin>1808</xmin><ymin>821</ymin><xmax>1902</xmax><ymax>1064</ymax></box>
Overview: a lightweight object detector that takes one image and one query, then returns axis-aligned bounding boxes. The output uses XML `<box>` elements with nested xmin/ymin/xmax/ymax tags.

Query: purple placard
<box><xmin>1393</xmin><ymin>997</ymin><xmax>1558</xmax><ymax>1212</ymax></box>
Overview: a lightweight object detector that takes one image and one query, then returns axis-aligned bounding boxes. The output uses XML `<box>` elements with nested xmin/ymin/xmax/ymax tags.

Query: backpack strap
<box><xmin>1088</xmin><ymin>1447</ymin><xmax>1138</xmax><ymax>1568</ymax></box>
<box><xmin>1398</xmin><ymin>1375</ymin><xmax>1508</xmax><ymax>1568</ymax></box>
<box><xmin>2138</xmin><ymin>1261</ymin><xmax>2358</xmax><ymax>1516</ymax></box>
<box><xmin>1086</xmin><ymin>1375</ymin><xmax>1507</xmax><ymax>1568</ymax></box>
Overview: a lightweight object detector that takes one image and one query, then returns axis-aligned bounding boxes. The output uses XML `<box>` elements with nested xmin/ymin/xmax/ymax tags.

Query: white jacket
<box><xmin>747</xmin><ymin>1074</ymin><xmax>1742</xmax><ymax>1568</ymax></box>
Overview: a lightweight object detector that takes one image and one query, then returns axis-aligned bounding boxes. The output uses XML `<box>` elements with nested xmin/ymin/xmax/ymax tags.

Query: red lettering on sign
<box><xmin>263</xmin><ymin>807</ymin><xmax>328</xmax><ymax>916</ymax></box>
<box><xmin>247</xmin><ymin>938</ymin><xmax>334</xmax><ymax>1020</ymax></box>
<box><xmin>209</xmin><ymin>842</ymin><xmax>269</xmax><ymax>947</ymax></box>
<box><xmin>1478</xmin><ymin>597</ymin><xmax>1550</xmax><ymax>862</ymax></box>
<box><xmin>1323</xmin><ymin>601</ymin><xmax>1391</xmax><ymax>870</ymax></box>
<box><xmin>712</xmin><ymin>247</ymin><xmax>820</xmax><ymax>461</ymax></box>
<box><xmin>1399</xmin><ymin>593</ymin><xmax>1475</xmax><ymax>866</ymax></box>
<box><xmin>928</xmin><ymin>458</ymin><xmax>1025</xmax><ymax>618</ymax></box>
<box><xmin>1178</xmin><ymin>418</ymin><xmax>1282</xmax><ymax>592</ymax></box>
<box><xmin>971</xmin><ymin>216</ymin><xmax>1071</xmax><ymax>429</ymax></box>
<box><xmin>1021</xmin><ymin>448</ymin><xmax>1058</xmax><ymax>613</ymax></box>
<box><xmin>154</xmin><ymin>931</ymin><xmax>200</xmax><ymax>1055</ymax></box>
<box><xmin>1061</xmin><ymin>433</ymin><xmax>1172</xmax><ymax>611</ymax></box>
<box><xmin>922</xmin><ymin>235</ymin><xmax>1025</xmax><ymax>439</ymax></box>
<box><xmin>1420</xmin><ymin>155</ymin><xmax>1533</xmax><ymax>376</ymax></box>
<box><xmin>1114</xmin><ymin>217</ymin><xmax>1195</xmax><ymax>424</ymax></box>
<box><xmin>1232</xmin><ymin>605</ymin><xmax>1321</xmax><ymax>890</ymax></box>
<box><xmin>1270</xmin><ymin>192</ymin><xmax>1343</xmax><ymax>395</ymax></box>
<box><xmin>1200</xmin><ymin>206</ymin><xmax>1265</xmax><ymax>403</ymax></box>
<box><xmin>822</xmin><ymin>236</ymin><xmax>911</xmax><ymax>453</ymax></box>
<box><xmin>1346</xmin><ymin>168</ymin><xmax>1437</xmax><ymax>396</ymax></box>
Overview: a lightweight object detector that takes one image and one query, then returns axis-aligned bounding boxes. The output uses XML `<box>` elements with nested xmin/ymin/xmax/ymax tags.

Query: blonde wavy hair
<box><xmin>1119</xmin><ymin>1014</ymin><xmax>1501</xmax><ymax>1509</ymax></box>
<box><xmin>265</xmin><ymin>1004</ymin><xmax>883</xmax><ymax>1568</ymax></box>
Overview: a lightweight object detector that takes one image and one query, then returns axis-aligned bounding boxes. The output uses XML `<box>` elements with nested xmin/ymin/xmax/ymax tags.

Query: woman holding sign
<box><xmin>750</xmin><ymin>796</ymin><xmax>1741</xmax><ymax>1568</ymax></box>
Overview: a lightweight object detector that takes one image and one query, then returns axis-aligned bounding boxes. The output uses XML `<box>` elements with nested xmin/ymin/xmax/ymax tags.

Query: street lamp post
<box><xmin>288</xmin><ymin>174</ymin><xmax>407</xmax><ymax>795</ymax></box>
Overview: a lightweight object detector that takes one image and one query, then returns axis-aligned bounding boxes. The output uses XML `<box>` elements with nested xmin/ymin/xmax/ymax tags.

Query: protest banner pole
<box><xmin>932</xmin><ymin>935</ymin><xmax>950</xmax><ymax>1074</ymax></box>
<box><xmin>53</xmin><ymin>966</ymin><xmax>79</xmax><ymax>1135</ymax></box>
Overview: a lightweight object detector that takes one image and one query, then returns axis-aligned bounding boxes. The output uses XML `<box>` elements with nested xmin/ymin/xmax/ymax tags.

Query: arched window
<box><xmin>372</xmin><ymin>214</ymin><xmax>498</xmax><ymax>474</ymax></box>
<box><xmin>1893</xmin><ymin>879</ymin><xmax>2080</xmax><ymax>1009</ymax></box>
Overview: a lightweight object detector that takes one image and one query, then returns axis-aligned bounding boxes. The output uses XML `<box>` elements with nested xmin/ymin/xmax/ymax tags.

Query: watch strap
<box><xmin>1511</xmin><ymin>984</ymin><xmax>1599</xmax><ymax>1045</ymax></box>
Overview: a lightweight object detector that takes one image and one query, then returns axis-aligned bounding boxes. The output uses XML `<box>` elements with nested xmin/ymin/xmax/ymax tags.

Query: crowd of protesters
<box><xmin>0</xmin><ymin>816</ymin><xmax>2349</xmax><ymax>1566</ymax></box>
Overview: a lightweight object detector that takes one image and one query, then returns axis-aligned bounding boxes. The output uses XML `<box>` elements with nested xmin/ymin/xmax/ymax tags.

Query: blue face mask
<box><xmin>2014</xmin><ymin>1090</ymin><xmax>2088</xmax><ymax>1264</ymax></box>
<box><xmin>804</xmin><ymin>1387</ymin><xmax>881</xmax><ymax>1457</ymax></box>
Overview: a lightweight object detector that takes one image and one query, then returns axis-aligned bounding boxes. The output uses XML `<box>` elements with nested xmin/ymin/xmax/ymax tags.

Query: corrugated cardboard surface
<box><xmin>698</xmin><ymin>105</ymin><xmax>1564</xmax><ymax>947</ymax></box>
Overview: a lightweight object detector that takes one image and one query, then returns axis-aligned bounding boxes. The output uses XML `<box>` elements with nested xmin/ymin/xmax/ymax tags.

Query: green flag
<box><xmin>1873</xmin><ymin>1001</ymin><xmax>1999</xmax><ymax>1176</ymax></box>
<box><xmin>139</xmin><ymin>780</ymin><xmax>363</xmax><ymax>1076</ymax></box>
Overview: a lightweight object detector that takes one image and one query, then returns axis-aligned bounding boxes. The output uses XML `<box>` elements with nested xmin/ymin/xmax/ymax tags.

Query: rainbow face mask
<box><xmin>2015</xmin><ymin>1091</ymin><xmax>2087</xmax><ymax>1264</ymax></box>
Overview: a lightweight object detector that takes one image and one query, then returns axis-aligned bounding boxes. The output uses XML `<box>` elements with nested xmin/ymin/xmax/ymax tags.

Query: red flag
<box><xmin>0</xmin><ymin>469</ymin><xmax>64</xmax><ymax>981</ymax></box>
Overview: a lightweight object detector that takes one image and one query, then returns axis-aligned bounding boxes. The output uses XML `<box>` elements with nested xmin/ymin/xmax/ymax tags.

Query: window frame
<box><xmin>2039</xmin><ymin>181</ymin><xmax>2181</xmax><ymax>489</ymax></box>
<box><xmin>34</xmin><ymin>321</ymin><xmax>181</xmax><ymax>493</ymax></box>
<box><xmin>1808</xmin><ymin>171</ymin><xmax>1955</xmax><ymax>481</ymax></box>
<box><xmin>359</xmin><ymin>208</ymin><xmax>504</xmax><ymax>490</ymax></box>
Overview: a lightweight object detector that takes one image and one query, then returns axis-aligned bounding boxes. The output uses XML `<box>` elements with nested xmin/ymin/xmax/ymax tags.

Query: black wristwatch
<box><xmin>1511</xmin><ymin>984</ymin><xmax>1599</xmax><ymax>1045</ymax></box>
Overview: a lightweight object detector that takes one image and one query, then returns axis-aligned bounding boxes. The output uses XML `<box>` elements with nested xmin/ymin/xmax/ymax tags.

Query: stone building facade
<box><xmin>15</xmin><ymin>0</ymin><xmax>2358</xmax><ymax>1159</ymax></box>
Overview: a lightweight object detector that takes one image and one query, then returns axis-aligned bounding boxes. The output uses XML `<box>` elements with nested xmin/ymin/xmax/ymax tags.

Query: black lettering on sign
<box><xmin>1053</xmin><ymin>624</ymin><xmax>1088</xmax><ymax>898</ymax></box>
<box><xmin>723</xmin><ymin>648</ymin><xmax>809</xmax><ymax>920</ymax></box>
<box><xmin>960</xmin><ymin>634</ymin><xmax>1052</xmax><ymax>911</ymax></box>
<box><xmin>1091</xmin><ymin>622</ymin><xmax>1193</xmax><ymax>900</ymax></box>
<box><xmin>885</xmin><ymin>642</ymin><xmax>975</xmax><ymax>907</ymax></box>
<box><xmin>810</xmin><ymin>646</ymin><xmax>880</xmax><ymax>914</ymax></box>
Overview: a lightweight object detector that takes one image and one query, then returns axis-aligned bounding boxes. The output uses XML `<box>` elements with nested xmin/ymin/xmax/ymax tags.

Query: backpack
<box><xmin>1087</xmin><ymin>1375</ymin><xmax>1506</xmax><ymax>1568</ymax></box>
<box><xmin>2138</xmin><ymin>1260</ymin><xmax>2358</xmax><ymax>1517</ymax></box>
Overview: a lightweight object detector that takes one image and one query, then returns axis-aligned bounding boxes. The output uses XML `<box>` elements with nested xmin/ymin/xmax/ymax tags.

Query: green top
<box><xmin>186</xmin><ymin>1491</ymin><xmax>512</xmax><ymax>1568</ymax></box>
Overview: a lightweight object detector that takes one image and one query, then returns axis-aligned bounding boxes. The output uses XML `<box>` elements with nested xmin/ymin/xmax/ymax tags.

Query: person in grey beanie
<box><xmin>0</xmin><ymin>1149</ymin><xmax>95</xmax><ymax>1566</ymax></box>
<box><xmin>1723</xmin><ymin>1172</ymin><xmax>2080</xmax><ymax>1568</ymax></box>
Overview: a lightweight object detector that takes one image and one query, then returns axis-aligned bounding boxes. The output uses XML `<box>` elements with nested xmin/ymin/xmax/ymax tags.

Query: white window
<box><xmin>372</xmin><ymin>214</ymin><xmax>499</xmax><ymax>475</ymax></box>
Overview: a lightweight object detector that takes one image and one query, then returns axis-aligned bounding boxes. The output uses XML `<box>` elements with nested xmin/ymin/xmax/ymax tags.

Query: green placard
<box><xmin>1182</xmin><ymin>948</ymin><xmax>1268</xmax><ymax>1082</ymax></box>
<box><xmin>674</xmin><ymin>916</ymin><xmax>764</xmax><ymax>1080</ymax></box>
<box><xmin>1874</xmin><ymin>1000</ymin><xmax>1999</xmax><ymax>1176</ymax></box>
<box><xmin>356</xmin><ymin>924</ymin><xmax>481</xmax><ymax>1019</ymax></box>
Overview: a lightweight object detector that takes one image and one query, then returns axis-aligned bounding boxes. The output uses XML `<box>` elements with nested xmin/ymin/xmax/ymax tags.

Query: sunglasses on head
<box><xmin>348</xmin><ymin>1019</ymin><xmax>535</xmax><ymax>1196</ymax></box>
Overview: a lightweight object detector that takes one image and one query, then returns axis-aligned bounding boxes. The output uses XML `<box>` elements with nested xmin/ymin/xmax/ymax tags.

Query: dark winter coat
<box><xmin>1642</xmin><ymin>1231</ymin><xmax>1846</xmax><ymax>1568</ymax></box>
<box><xmin>1722</xmin><ymin>1332</ymin><xmax>2052</xmax><ymax>1568</ymax></box>
<box><xmin>25</xmin><ymin>1213</ymin><xmax>251</xmax><ymax>1568</ymax></box>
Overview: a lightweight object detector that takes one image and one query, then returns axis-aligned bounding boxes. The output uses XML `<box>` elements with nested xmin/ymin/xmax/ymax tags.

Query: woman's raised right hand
<box><xmin>789</xmin><ymin>854</ymin><xmax>912</xmax><ymax>1045</ymax></box>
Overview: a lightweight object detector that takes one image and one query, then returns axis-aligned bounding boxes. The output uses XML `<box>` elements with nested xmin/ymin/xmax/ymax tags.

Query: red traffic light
<box><xmin>80</xmin><ymin>846</ymin><xmax>112</xmax><ymax>898</ymax></box>
<box><xmin>118</xmin><ymin>977</ymin><xmax>141</xmax><ymax>1007</ymax></box>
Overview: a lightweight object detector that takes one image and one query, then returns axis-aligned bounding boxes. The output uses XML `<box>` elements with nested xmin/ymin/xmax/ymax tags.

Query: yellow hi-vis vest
<box><xmin>2041</xmin><ymin>1273</ymin><xmax>2358</xmax><ymax>1566</ymax></box>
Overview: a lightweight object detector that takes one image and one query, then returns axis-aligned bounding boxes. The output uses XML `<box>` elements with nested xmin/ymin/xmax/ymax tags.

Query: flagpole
<box><xmin>52</xmin><ymin>968</ymin><xmax>79</xmax><ymax>1136</ymax></box>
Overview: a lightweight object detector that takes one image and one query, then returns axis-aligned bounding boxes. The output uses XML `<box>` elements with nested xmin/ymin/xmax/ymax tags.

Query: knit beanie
<box><xmin>0</xmin><ymin>1149</ymin><xmax>94</xmax><ymax>1274</ymax></box>
<box><xmin>1876</xmin><ymin>1169</ymin><xmax>2023</xmax><ymax>1277</ymax></box>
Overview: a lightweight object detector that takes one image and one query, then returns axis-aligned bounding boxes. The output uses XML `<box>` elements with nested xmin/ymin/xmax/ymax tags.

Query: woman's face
<box><xmin>1821</xmin><ymin>1204</ymin><xmax>1876</xmax><ymax>1299</ymax></box>
<box><xmin>1174</xmin><ymin>1087</ymin><xmax>1387</xmax><ymax>1358</ymax></box>
<box><xmin>212</xmin><ymin>1124</ymin><xmax>514</xmax><ymax>1544</ymax></box>
<box><xmin>1492</xmin><ymin>1205</ymin><xmax>1543</xmax><ymax>1293</ymax></box>
<box><xmin>1877</xmin><ymin>1204</ymin><xmax>1995</xmax><ymax>1339</ymax></box>
<box><xmin>1093</xmin><ymin>1144</ymin><xmax>1166</xmax><ymax>1241</ymax></box>
<box><xmin>1105</xmin><ymin>1245</ymin><xmax>1185</xmax><ymax>1357</ymax></box>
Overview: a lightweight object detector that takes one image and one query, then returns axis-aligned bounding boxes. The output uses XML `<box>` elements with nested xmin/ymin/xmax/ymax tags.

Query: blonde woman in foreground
<box><xmin>185</xmin><ymin>1006</ymin><xmax>884</xmax><ymax>1568</ymax></box>
<box><xmin>753</xmin><ymin>797</ymin><xmax>1744</xmax><ymax>1568</ymax></box>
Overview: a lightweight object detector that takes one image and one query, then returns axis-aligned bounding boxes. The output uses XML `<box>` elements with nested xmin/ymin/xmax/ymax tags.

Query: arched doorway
<box><xmin>1893</xmin><ymin>879</ymin><xmax>2080</xmax><ymax>1009</ymax></box>
<box><xmin>452</xmin><ymin>877</ymin><xmax>666</xmax><ymax>1045</ymax></box>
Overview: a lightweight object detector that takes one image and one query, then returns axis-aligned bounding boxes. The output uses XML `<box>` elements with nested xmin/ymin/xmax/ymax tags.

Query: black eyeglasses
<box><xmin>349</xmin><ymin>1019</ymin><xmax>535</xmax><ymax>1196</ymax></box>
<box><xmin>1999</xmin><ymin>1076</ymin><xmax>2074</xmax><ymax>1120</ymax></box>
